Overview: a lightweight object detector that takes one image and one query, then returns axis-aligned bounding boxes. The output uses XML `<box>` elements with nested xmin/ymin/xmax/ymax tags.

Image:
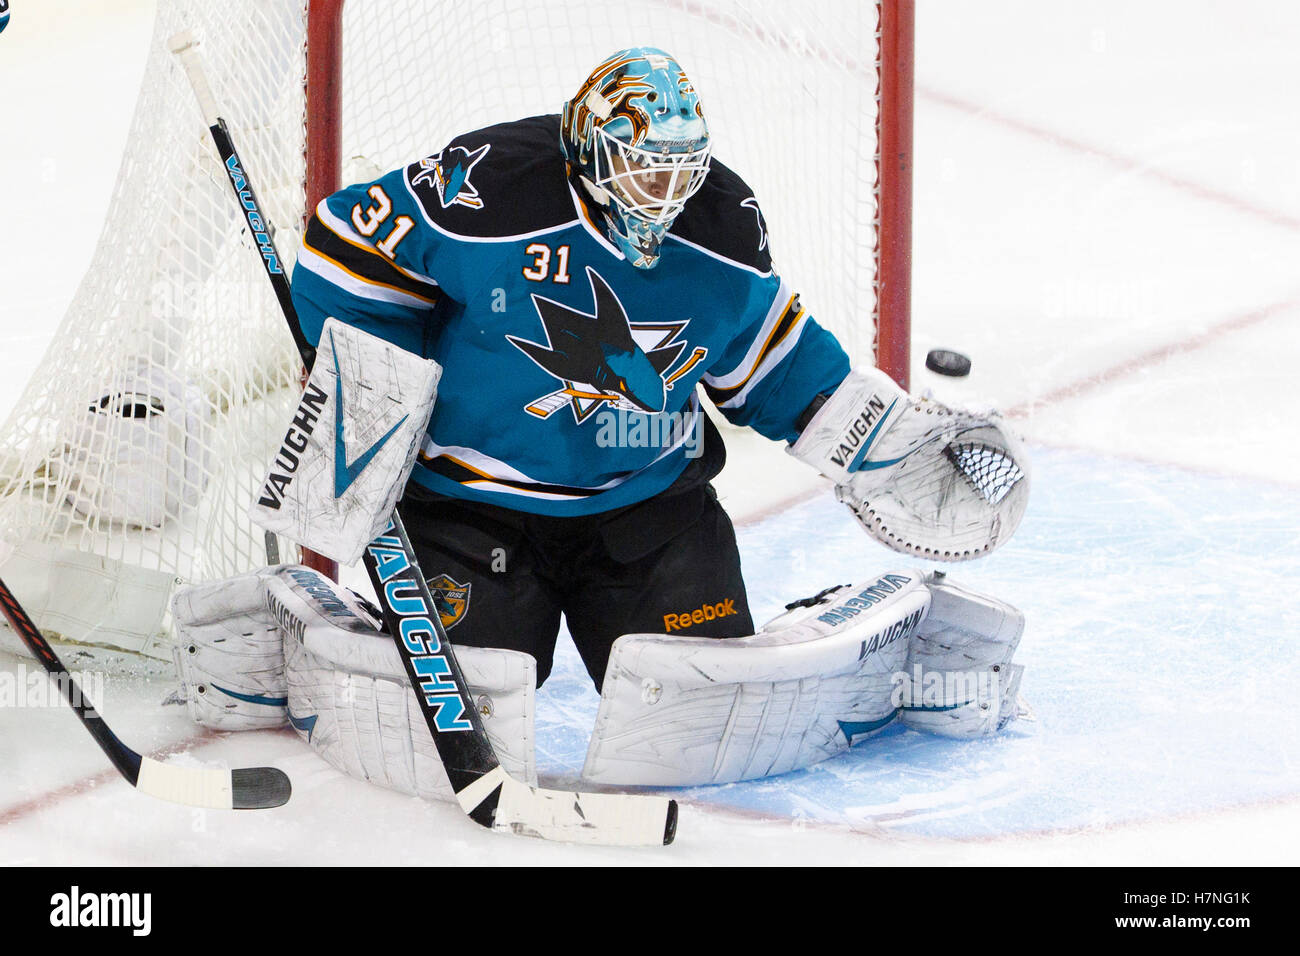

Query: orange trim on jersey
<box><xmin>726</xmin><ymin>295</ymin><xmax>804</xmax><ymax>393</ymax></box>
<box><xmin>311</xmin><ymin>210</ymin><xmax>439</xmax><ymax>290</ymax></box>
<box><xmin>435</xmin><ymin>454</ymin><xmax>589</xmax><ymax>498</ymax></box>
<box><xmin>665</xmin><ymin>347</ymin><xmax>708</xmax><ymax>386</ymax></box>
<box><xmin>302</xmin><ymin>234</ymin><xmax>439</xmax><ymax>306</ymax></box>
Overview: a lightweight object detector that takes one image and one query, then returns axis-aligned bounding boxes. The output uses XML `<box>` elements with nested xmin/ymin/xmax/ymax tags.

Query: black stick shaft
<box><xmin>190</xmin><ymin>74</ymin><xmax>509</xmax><ymax>820</ymax></box>
<box><xmin>0</xmin><ymin>576</ymin><xmax>142</xmax><ymax>785</ymax></box>
<box><xmin>174</xmin><ymin>37</ymin><xmax>674</xmax><ymax>841</ymax></box>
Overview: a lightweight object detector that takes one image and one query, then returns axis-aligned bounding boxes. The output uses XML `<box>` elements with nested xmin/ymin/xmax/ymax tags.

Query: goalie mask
<box><xmin>561</xmin><ymin>47</ymin><xmax>711</xmax><ymax>269</ymax></box>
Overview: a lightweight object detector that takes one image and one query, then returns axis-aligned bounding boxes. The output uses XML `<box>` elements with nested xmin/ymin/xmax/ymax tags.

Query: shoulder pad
<box><xmin>669</xmin><ymin>159</ymin><xmax>773</xmax><ymax>274</ymax></box>
<box><xmin>404</xmin><ymin>114</ymin><xmax>576</xmax><ymax>238</ymax></box>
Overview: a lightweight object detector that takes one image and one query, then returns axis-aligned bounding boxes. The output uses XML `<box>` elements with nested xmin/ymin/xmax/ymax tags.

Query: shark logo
<box><xmin>287</xmin><ymin>709</ymin><xmax>319</xmax><ymax>742</ymax></box>
<box><xmin>412</xmin><ymin>143</ymin><xmax>490</xmax><ymax>209</ymax></box>
<box><xmin>507</xmin><ymin>267</ymin><xmax>707</xmax><ymax>423</ymax></box>
<box><xmin>740</xmin><ymin>197</ymin><xmax>768</xmax><ymax>253</ymax></box>
<box><xmin>427</xmin><ymin>573</ymin><xmax>470</xmax><ymax>630</ymax></box>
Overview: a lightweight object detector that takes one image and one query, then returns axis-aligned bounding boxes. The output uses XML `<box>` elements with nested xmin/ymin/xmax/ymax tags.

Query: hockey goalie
<box><xmin>170</xmin><ymin>47</ymin><xmax>1031</xmax><ymax>796</ymax></box>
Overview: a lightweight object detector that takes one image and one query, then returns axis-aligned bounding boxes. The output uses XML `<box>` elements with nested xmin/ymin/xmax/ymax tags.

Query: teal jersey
<box><xmin>291</xmin><ymin>115</ymin><xmax>849</xmax><ymax>516</ymax></box>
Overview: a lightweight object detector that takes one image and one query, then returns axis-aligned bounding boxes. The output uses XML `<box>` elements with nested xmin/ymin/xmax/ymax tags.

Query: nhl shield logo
<box><xmin>428</xmin><ymin>573</ymin><xmax>471</xmax><ymax>630</ymax></box>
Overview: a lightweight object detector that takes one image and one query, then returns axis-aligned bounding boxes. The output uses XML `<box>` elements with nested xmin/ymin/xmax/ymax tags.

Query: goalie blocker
<box><xmin>172</xmin><ymin>564</ymin><xmax>1027</xmax><ymax>795</ymax></box>
<box><xmin>249</xmin><ymin>316</ymin><xmax>441</xmax><ymax>566</ymax></box>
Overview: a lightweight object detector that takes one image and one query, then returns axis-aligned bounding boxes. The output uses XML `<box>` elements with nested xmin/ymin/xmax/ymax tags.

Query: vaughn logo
<box><xmin>258</xmin><ymin>381</ymin><xmax>328</xmax><ymax>509</ymax></box>
<box><xmin>828</xmin><ymin>394</ymin><xmax>891</xmax><ymax>472</ymax></box>
<box><xmin>365</xmin><ymin>520</ymin><xmax>473</xmax><ymax>733</ymax></box>
<box><xmin>814</xmin><ymin>573</ymin><xmax>914</xmax><ymax>627</ymax></box>
<box><xmin>50</xmin><ymin>886</ymin><xmax>151</xmax><ymax>936</ymax></box>
<box><xmin>223</xmin><ymin>154</ymin><xmax>283</xmax><ymax>275</ymax></box>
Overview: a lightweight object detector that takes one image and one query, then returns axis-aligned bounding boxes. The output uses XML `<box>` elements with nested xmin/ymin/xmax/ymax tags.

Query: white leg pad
<box><xmin>171</xmin><ymin>565</ymin><xmax>537</xmax><ymax>800</ymax></box>
<box><xmin>898</xmin><ymin>572</ymin><xmax>1028</xmax><ymax>738</ymax></box>
<box><xmin>582</xmin><ymin>571</ymin><xmax>931</xmax><ymax>786</ymax></box>
<box><xmin>269</xmin><ymin>568</ymin><xmax>537</xmax><ymax>799</ymax></box>
<box><xmin>172</xmin><ymin>566</ymin><xmax>288</xmax><ymax>730</ymax></box>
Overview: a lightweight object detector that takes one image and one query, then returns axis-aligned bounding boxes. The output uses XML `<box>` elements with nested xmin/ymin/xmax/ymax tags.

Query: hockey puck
<box><xmin>925</xmin><ymin>349</ymin><xmax>972</xmax><ymax>377</ymax></box>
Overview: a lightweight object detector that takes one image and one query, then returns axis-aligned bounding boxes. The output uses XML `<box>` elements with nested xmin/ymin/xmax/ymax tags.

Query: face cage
<box><xmin>592</xmin><ymin>126</ymin><xmax>711</xmax><ymax>227</ymax></box>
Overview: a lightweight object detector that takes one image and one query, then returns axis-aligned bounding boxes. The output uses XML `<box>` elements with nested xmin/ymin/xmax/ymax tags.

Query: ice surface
<box><xmin>538</xmin><ymin>450</ymin><xmax>1300</xmax><ymax>839</ymax></box>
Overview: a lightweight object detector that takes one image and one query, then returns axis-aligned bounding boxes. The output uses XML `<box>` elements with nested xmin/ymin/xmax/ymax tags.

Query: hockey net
<box><xmin>0</xmin><ymin>0</ymin><xmax>912</xmax><ymax>659</ymax></box>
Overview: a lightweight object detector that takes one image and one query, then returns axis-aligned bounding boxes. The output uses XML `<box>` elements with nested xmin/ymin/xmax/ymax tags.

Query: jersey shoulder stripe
<box><xmin>403</xmin><ymin>114</ymin><xmax>577</xmax><ymax>239</ymax></box>
<box><xmin>702</xmin><ymin>292</ymin><xmax>807</xmax><ymax>406</ymax></box>
<box><xmin>303</xmin><ymin>206</ymin><xmax>439</xmax><ymax>304</ymax></box>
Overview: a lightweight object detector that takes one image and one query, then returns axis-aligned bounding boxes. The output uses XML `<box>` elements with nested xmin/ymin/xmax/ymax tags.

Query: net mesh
<box><xmin>0</xmin><ymin>2</ymin><xmax>308</xmax><ymax>655</ymax></box>
<box><xmin>0</xmin><ymin>0</ymin><xmax>884</xmax><ymax>657</ymax></box>
<box><xmin>338</xmin><ymin>0</ymin><xmax>880</xmax><ymax>360</ymax></box>
<box><xmin>945</xmin><ymin>441</ymin><xmax>1028</xmax><ymax>507</ymax></box>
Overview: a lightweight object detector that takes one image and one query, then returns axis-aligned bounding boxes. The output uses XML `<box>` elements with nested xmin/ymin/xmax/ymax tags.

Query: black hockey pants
<box><xmin>398</xmin><ymin>481</ymin><xmax>753</xmax><ymax>691</ymax></box>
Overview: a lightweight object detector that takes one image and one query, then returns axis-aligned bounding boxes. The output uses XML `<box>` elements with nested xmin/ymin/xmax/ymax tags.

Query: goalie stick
<box><xmin>0</xmin><ymin>576</ymin><xmax>291</xmax><ymax>810</ymax></box>
<box><xmin>171</xmin><ymin>31</ymin><xmax>677</xmax><ymax>846</ymax></box>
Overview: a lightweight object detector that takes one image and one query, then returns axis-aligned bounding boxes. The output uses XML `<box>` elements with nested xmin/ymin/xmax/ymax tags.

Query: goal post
<box><xmin>877</xmin><ymin>0</ymin><xmax>915</xmax><ymax>391</ymax></box>
<box><xmin>0</xmin><ymin>0</ymin><xmax>913</xmax><ymax>660</ymax></box>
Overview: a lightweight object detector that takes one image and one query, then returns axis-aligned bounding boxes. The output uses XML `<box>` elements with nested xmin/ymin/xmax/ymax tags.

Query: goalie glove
<box><xmin>789</xmin><ymin>367</ymin><xmax>1030</xmax><ymax>561</ymax></box>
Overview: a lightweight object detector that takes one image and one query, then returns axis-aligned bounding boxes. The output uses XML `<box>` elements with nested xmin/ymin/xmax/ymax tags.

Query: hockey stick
<box><xmin>0</xmin><ymin>576</ymin><xmax>291</xmax><ymax>809</ymax></box>
<box><xmin>171</xmin><ymin>32</ymin><xmax>676</xmax><ymax>845</ymax></box>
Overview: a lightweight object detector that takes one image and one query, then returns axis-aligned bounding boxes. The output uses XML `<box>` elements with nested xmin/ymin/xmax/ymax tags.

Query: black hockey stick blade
<box><xmin>232</xmin><ymin>767</ymin><xmax>293</xmax><ymax>809</ymax></box>
<box><xmin>0</xmin><ymin>574</ymin><xmax>291</xmax><ymax>810</ymax></box>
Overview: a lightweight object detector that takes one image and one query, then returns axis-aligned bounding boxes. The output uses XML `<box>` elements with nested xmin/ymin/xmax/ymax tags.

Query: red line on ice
<box><xmin>1004</xmin><ymin>296</ymin><xmax>1298</xmax><ymax>417</ymax></box>
<box><xmin>0</xmin><ymin>729</ymin><xmax>224</xmax><ymax>826</ymax></box>
<box><xmin>920</xmin><ymin>85</ymin><xmax>1300</xmax><ymax>233</ymax></box>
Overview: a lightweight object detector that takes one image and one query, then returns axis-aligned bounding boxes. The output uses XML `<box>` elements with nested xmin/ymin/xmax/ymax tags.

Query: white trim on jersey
<box><xmin>712</xmin><ymin>311</ymin><xmax>809</xmax><ymax>410</ymax></box>
<box><xmin>420</xmin><ymin>439</ymin><xmax>617</xmax><ymax>489</ymax></box>
<box><xmin>703</xmin><ymin>282</ymin><xmax>792</xmax><ymax>390</ymax></box>
<box><xmin>565</xmin><ymin>178</ymin><xmax>626</xmax><ymax>261</ymax></box>
<box><xmin>421</xmin><ymin>400</ymin><xmax>702</xmax><ymax>501</ymax></box>
<box><xmin>314</xmin><ymin>200</ymin><xmax>441</xmax><ymax>290</ymax></box>
<box><xmin>295</xmin><ymin>245</ymin><xmax>437</xmax><ymax>311</ymax></box>
<box><xmin>664</xmin><ymin>231</ymin><xmax>774</xmax><ymax>279</ymax></box>
<box><xmin>701</xmin><ymin>280</ymin><xmax>811</xmax><ymax>408</ymax></box>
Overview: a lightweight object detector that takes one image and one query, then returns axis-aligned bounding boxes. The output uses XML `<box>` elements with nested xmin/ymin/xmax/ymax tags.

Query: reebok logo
<box><xmin>663</xmin><ymin>598</ymin><xmax>738</xmax><ymax>632</ymax></box>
